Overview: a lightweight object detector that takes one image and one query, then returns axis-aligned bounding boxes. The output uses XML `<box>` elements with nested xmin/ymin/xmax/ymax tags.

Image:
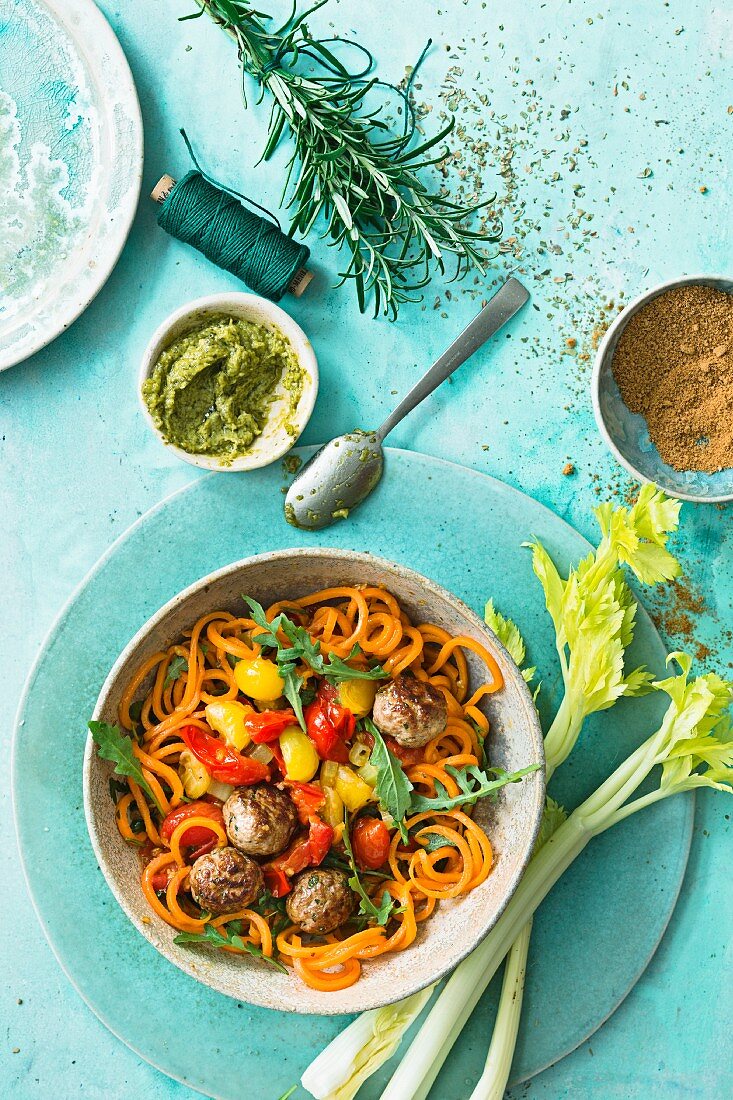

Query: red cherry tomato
<box><xmin>384</xmin><ymin>736</ymin><xmax>424</xmax><ymax>767</ymax></box>
<box><xmin>307</xmin><ymin>817</ymin><xmax>335</xmax><ymax>865</ymax></box>
<box><xmin>180</xmin><ymin>724</ymin><xmax>270</xmax><ymax>785</ymax></box>
<box><xmin>351</xmin><ymin>816</ymin><xmax>391</xmax><ymax>870</ymax></box>
<box><xmin>160</xmin><ymin>801</ymin><xmax>225</xmax><ymax>848</ymax></box>
<box><xmin>268</xmin><ymin>739</ymin><xmax>286</xmax><ymax>775</ymax></box>
<box><xmin>245</xmin><ymin>709</ymin><xmax>297</xmax><ymax>744</ymax></box>
<box><xmin>284</xmin><ymin>834</ymin><xmax>316</xmax><ymax>874</ymax></box>
<box><xmin>305</xmin><ymin>682</ymin><xmax>354</xmax><ymax>762</ymax></box>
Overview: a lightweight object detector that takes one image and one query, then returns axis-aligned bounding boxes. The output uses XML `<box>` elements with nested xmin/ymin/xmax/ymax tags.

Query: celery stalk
<box><xmin>470</xmin><ymin>919</ymin><xmax>531</xmax><ymax>1100</ymax></box>
<box><xmin>382</xmin><ymin>815</ymin><xmax>591</xmax><ymax>1100</ymax></box>
<box><xmin>464</xmin><ymin>488</ymin><xmax>683</xmax><ymax>1100</ymax></box>
<box><xmin>381</xmin><ymin>658</ymin><xmax>733</xmax><ymax>1099</ymax></box>
<box><xmin>300</xmin><ymin>985</ymin><xmax>435</xmax><ymax>1100</ymax></box>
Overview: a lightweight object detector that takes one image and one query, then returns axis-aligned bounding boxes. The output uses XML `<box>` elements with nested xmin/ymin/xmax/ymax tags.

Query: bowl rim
<box><xmin>137</xmin><ymin>293</ymin><xmax>319</xmax><ymax>473</ymax></box>
<box><xmin>591</xmin><ymin>272</ymin><xmax>733</xmax><ymax>504</ymax></box>
<box><xmin>83</xmin><ymin>547</ymin><xmax>546</xmax><ymax>1014</ymax></box>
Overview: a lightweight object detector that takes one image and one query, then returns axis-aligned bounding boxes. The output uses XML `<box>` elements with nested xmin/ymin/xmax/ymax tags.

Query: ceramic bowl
<box><xmin>83</xmin><ymin>549</ymin><xmax>545</xmax><ymax>1015</ymax></box>
<box><xmin>592</xmin><ymin>274</ymin><xmax>733</xmax><ymax>503</ymax></box>
<box><xmin>138</xmin><ymin>293</ymin><xmax>318</xmax><ymax>472</ymax></box>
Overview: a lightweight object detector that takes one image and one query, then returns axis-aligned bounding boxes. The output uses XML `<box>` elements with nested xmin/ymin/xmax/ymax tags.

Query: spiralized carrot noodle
<box><xmin>212</xmin><ymin>909</ymin><xmax>274</xmax><ymax>957</ymax></box>
<box><xmin>166</xmin><ymin>867</ymin><xmax>207</xmax><ymax>933</ymax></box>
<box><xmin>384</xmin><ymin>627</ymin><xmax>424</xmax><ymax>676</ymax></box>
<box><xmin>114</xmin><ymin>793</ymin><xmax>140</xmax><ymax>844</ymax></box>
<box><xmin>109</xmin><ymin>582</ymin><xmax>505</xmax><ymax>989</ymax></box>
<box><xmin>293</xmin><ymin>956</ymin><xmax>362</xmax><ymax>991</ymax></box>
<box><xmin>168</xmin><ymin>816</ymin><xmax>227</xmax><ymax>867</ymax></box>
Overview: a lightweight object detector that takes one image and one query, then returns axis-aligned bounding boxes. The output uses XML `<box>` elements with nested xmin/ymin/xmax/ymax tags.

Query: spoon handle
<box><xmin>376</xmin><ymin>277</ymin><xmax>530</xmax><ymax>441</ymax></box>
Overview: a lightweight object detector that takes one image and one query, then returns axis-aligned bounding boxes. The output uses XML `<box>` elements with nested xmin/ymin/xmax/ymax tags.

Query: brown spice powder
<box><xmin>612</xmin><ymin>285</ymin><xmax>733</xmax><ymax>473</ymax></box>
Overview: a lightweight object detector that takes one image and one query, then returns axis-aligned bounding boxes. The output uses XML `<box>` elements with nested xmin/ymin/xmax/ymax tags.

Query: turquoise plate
<box><xmin>13</xmin><ymin>450</ymin><xmax>691</xmax><ymax>1098</ymax></box>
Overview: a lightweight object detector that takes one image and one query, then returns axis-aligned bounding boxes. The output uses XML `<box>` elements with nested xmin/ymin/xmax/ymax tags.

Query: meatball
<box><xmin>372</xmin><ymin>671</ymin><xmax>448</xmax><ymax>748</ymax></box>
<box><xmin>223</xmin><ymin>783</ymin><xmax>298</xmax><ymax>858</ymax></box>
<box><xmin>188</xmin><ymin>846</ymin><xmax>263</xmax><ymax>915</ymax></box>
<box><xmin>285</xmin><ymin>869</ymin><xmax>355</xmax><ymax>934</ymax></box>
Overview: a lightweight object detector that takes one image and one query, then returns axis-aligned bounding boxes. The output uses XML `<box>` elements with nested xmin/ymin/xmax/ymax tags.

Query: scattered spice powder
<box><xmin>612</xmin><ymin>285</ymin><xmax>733</xmax><ymax>473</ymax></box>
<box><xmin>651</xmin><ymin>577</ymin><xmax>709</xmax><ymax>650</ymax></box>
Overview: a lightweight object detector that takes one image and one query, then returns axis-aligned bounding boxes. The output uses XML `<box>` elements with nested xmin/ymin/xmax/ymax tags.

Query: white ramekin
<box><xmin>138</xmin><ymin>293</ymin><xmax>318</xmax><ymax>472</ymax></box>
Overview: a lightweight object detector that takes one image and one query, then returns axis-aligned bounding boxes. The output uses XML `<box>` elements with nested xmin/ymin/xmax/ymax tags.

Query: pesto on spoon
<box><xmin>284</xmin><ymin>277</ymin><xmax>530</xmax><ymax>530</ymax></box>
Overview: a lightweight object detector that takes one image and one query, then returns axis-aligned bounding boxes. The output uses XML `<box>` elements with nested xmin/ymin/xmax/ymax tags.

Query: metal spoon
<box><xmin>284</xmin><ymin>276</ymin><xmax>530</xmax><ymax>530</ymax></box>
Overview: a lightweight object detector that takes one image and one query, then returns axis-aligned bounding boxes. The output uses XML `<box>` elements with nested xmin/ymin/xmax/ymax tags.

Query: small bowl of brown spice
<box><xmin>592</xmin><ymin>274</ymin><xmax>733</xmax><ymax>503</ymax></box>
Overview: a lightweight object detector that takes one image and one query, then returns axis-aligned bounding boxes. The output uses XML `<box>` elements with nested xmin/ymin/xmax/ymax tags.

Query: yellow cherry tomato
<box><xmin>204</xmin><ymin>700</ymin><xmax>252</xmax><ymax>751</ymax></box>
<box><xmin>338</xmin><ymin>678</ymin><xmax>378</xmax><ymax>718</ymax></box>
<box><xmin>178</xmin><ymin>749</ymin><xmax>211</xmax><ymax>799</ymax></box>
<box><xmin>234</xmin><ymin>657</ymin><xmax>284</xmax><ymax>702</ymax></box>
<box><xmin>334</xmin><ymin>765</ymin><xmax>373</xmax><ymax>812</ymax></box>
<box><xmin>279</xmin><ymin>725</ymin><xmax>320</xmax><ymax>782</ymax></box>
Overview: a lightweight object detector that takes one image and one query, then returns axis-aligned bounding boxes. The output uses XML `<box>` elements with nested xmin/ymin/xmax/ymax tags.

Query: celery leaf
<box><xmin>484</xmin><ymin>599</ymin><xmax>535</xmax><ymax>682</ymax></box>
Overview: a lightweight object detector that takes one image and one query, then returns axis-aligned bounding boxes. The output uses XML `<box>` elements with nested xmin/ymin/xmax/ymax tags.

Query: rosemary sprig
<box><xmin>189</xmin><ymin>1</ymin><xmax>499</xmax><ymax>317</ymax></box>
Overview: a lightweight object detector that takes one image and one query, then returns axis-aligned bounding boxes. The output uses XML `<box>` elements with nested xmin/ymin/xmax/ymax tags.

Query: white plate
<box><xmin>0</xmin><ymin>0</ymin><xmax>143</xmax><ymax>370</ymax></box>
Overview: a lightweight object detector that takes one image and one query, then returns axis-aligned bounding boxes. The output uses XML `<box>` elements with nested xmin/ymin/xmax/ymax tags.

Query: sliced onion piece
<box><xmin>249</xmin><ymin>743</ymin><xmax>274</xmax><ymax>765</ymax></box>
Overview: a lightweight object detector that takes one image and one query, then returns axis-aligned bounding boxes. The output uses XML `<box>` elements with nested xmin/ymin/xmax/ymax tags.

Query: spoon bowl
<box><xmin>285</xmin><ymin>431</ymin><xmax>383</xmax><ymax>529</ymax></box>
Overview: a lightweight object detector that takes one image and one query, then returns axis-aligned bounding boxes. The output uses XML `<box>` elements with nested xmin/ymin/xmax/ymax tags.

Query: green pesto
<box><xmin>142</xmin><ymin>315</ymin><xmax>304</xmax><ymax>465</ymax></box>
<box><xmin>282</xmin><ymin>453</ymin><xmax>303</xmax><ymax>475</ymax></box>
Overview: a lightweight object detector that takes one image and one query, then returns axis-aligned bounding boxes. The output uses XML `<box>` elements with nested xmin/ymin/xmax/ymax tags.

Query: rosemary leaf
<box><xmin>195</xmin><ymin>0</ymin><xmax>500</xmax><ymax>317</ymax></box>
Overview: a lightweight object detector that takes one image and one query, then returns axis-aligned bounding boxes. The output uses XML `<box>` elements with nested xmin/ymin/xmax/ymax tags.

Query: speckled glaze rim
<box><xmin>138</xmin><ymin>293</ymin><xmax>319</xmax><ymax>472</ymax></box>
<box><xmin>0</xmin><ymin>0</ymin><xmax>144</xmax><ymax>371</ymax></box>
<box><xmin>82</xmin><ymin>547</ymin><xmax>545</xmax><ymax>1014</ymax></box>
<box><xmin>591</xmin><ymin>272</ymin><xmax>733</xmax><ymax>503</ymax></box>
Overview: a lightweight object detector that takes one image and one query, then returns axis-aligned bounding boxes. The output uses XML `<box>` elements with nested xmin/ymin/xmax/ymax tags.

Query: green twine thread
<box><xmin>157</xmin><ymin>170</ymin><xmax>310</xmax><ymax>302</ymax></box>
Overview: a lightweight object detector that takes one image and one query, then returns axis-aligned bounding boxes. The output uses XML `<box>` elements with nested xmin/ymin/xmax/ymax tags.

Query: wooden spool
<box><xmin>150</xmin><ymin>175</ymin><xmax>314</xmax><ymax>298</ymax></box>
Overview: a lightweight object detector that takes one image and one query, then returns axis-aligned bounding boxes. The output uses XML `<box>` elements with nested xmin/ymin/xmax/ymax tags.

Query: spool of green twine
<box><xmin>153</xmin><ymin>169</ymin><xmax>312</xmax><ymax>301</ymax></box>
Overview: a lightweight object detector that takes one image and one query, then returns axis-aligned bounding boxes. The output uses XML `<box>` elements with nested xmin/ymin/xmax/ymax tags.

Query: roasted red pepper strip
<box><xmin>141</xmin><ymin>842</ymin><xmax>177</xmax><ymax>892</ymax></box>
<box><xmin>151</xmin><ymin>866</ymin><xmax>175</xmax><ymax>892</ymax></box>
<box><xmin>304</xmin><ymin>683</ymin><xmax>355</xmax><ymax>762</ymax></box>
<box><xmin>180</xmin><ymin>724</ymin><xmax>270</xmax><ymax>785</ymax></box>
<box><xmin>264</xmin><ymin>817</ymin><xmax>335</xmax><ymax>890</ymax></box>
<box><xmin>263</xmin><ymin>865</ymin><xmax>292</xmax><ymax>897</ymax></box>
<box><xmin>244</xmin><ymin>709</ymin><xmax>297</xmax><ymax>744</ymax></box>
<box><xmin>187</xmin><ymin>836</ymin><xmax>218</xmax><ymax>862</ymax></box>
<box><xmin>282</xmin><ymin>781</ymin><xmax>326</xmax><ymax>824</ymax></box>
<box><xmin>306</xmin><ymin>817</ymin><xmax>334</xmax><ymax>865</ymax></box>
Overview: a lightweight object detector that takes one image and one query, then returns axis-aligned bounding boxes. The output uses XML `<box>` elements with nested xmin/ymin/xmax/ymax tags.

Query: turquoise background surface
<box><xmin>3</xmin><ymin>0</ymin><xmax>732</xmax><ymax>1097</ymax></box>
